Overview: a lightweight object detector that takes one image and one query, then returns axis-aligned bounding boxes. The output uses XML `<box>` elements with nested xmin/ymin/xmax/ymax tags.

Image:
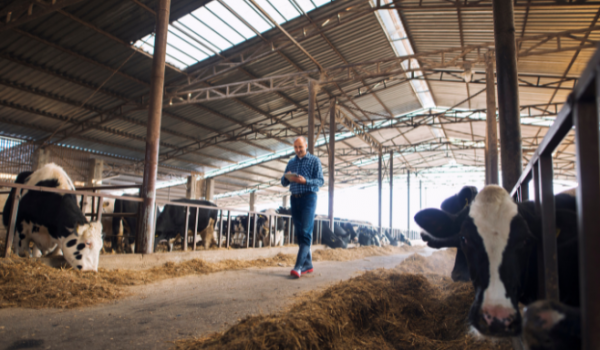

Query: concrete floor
<box><xmin>0</xmin><ymin>251</ymin><xmax>424</xmax><ymax>350</ymax></box>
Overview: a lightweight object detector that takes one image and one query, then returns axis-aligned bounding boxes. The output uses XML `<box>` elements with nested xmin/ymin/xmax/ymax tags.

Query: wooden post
<box><xmin>136</xmin><ymin>0</ymin><xmax>171</xmax><ymax>254</ymax></box>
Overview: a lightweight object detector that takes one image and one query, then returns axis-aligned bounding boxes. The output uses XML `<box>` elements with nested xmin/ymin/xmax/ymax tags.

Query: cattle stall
<box><xmin>510</xmin><ymin>45</ymin><xmax>600</xmax><ymax>350</ymax></box>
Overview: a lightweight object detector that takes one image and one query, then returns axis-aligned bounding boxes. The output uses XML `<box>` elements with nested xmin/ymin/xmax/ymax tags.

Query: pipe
<box><xmin>308</xmin><ymin>80</ymin><xmax>317</xmax><ymax>154</ymax></box>
<box><xmin>389</xmin><ymin>151</ymin><xmax>393</xmax><ymax>229</ymax></box>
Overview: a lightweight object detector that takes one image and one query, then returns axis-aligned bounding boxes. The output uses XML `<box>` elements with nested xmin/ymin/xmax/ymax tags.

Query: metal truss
<box><xmin>0</xmin><ymin>0</ymin><xmax>85</xmax><ymax>32</ymax></box>
<box><xmin>171</xmin><ymin>0</ymin><xmax>599</xmax><ymax>91</ymax></box>
<box><xmin>313</xmin><ymin>141</ymin><xmax>488</xmax><ymax>158</ymax></box>
<box><xmin>166</xmin><ymin>45</ymin><xmax>490</xmax><ymax>106</ymax></box>
<box><xmin>167</xmin><ymin>25</ymin><xmax>599</xmax><ymax>105</ymax></box>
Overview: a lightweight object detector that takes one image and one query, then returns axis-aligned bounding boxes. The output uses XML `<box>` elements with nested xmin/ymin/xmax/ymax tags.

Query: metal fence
<box><xmin>510</xmin><ymin>46</ymin><xmax>600</xmax><ymax>350</ymax></box>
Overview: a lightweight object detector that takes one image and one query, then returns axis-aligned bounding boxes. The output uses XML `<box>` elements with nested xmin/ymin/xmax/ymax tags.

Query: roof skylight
<box><xmin>134</xmin><ymin>0</ymin><xmax>332</xmax><ymax>70</ymax></box>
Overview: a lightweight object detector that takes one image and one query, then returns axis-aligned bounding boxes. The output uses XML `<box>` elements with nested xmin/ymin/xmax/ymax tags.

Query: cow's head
<box><xmin>61</xmin><ymin>221</ymin><xmax>103</xmax><ymax>272</ymax></box>
<box><xmin>415</xmin><ymin>185</ymin><xmax>538</xmax><ymax>337</ymax></box>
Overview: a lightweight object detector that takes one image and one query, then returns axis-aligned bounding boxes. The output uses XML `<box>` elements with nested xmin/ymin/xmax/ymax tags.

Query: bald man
<box><xmin>281</xmin><ymin>137</ymin><xmax>324</xmax><ymax>278</ymax></box>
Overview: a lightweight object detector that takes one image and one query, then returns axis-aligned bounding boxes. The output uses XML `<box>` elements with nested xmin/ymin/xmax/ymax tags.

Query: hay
<box><xmin>0</xmin><ymin>245</ymin><xmax>416</xmax><ymax>309</ymax></box>
<box><xmin>173</xmin><ymin>249</ymin><xmax>511</xmax><ymax>350</ymax></box>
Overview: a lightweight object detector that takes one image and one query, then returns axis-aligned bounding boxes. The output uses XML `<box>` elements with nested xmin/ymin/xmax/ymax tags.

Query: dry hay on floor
<box><xmin>174</xmin><ymin>249</ymin><xmax>511</xmax><ymax>350</ymax></box>
<box><xmin>0</xmin><ymin>245</ymin><xmax>415</xmax><ymax>309</ymax></box>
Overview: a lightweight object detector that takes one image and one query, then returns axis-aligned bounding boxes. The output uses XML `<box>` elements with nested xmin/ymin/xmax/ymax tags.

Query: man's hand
<box><xmin>286</xmin><ymin>171</ymin><xmax>307</xmax><ymax>184</ymax></box>
<box><xmin>295</xmin><ymin>175</ymin><xmax>307</xmax><ymax>184</ymax></box>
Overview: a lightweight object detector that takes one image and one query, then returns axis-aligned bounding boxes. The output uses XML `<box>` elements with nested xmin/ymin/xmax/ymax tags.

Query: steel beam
<box><xmin>485</xmin><ymin>54</ymin><xmax>499</xmax><ymax>185</ymax></box>
<box><xmin>407</xmin><ymin>169</ymin><xmax>410</xmax><ymax>233</ymax></box>
<box><xmin>389</xmin><ymin>151</ymin><xmax>393</xmax><ymax>229</ymax></box>
<box><xmin>136</xmin><ymin>0</ymin><xmax>170</xmax><ymax>254</ymax></box>
<box><xmin>493</xmin><ymin>0</ymin><xmax>522</xmax><ymax>192</ymax></box>
<box><xmin>378</xmin><ymin>152</ymin><xmax>382</xmax><ymax>232</ymax></box>
<box><xmin>328</xmin><ymin>98</ymin><xmax>336</xmax><ymax>230</ymax></box>
<box><xmin>308</xmin><ymin>80</ymin><xmax>317</xmax><ymax>154</ymax></box>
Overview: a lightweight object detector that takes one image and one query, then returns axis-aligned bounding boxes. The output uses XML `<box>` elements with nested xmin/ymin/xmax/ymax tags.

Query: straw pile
<box><xmin>173</xmin><ymin>249</ymin><xmax>512</xmax><ymax>350</ymax></box>
<box><xmin>0</xmin><ymin>245</ymin><xmax>417</xmax><ymax>309</ymax></box>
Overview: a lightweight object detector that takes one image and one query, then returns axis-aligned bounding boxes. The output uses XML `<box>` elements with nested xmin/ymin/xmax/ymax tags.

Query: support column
<box><xmin>282</xmin><ymin>195</ymin><xmax>289</xmax><ymax>208</ymax></box>
<box><xmin>378</xmin><ymin>152</ymin><xmax>383</xmax><ymax>232</ymax></box>
<box><xmin>186</xmin><ymin>172</ymin><xmax>203</xmax><ymax>199</ymax></box>
<box><xmin>249</xmin><ymin>191</ymin><xmax>256</xmax><ymax>212</ymax></box>
<box><xmin>205</xmin><ymin>178</ymin><xmax>215</xmax><ymax>202</ymax></box>
<box><xmin>86</xmin><ymin>159</ymin><xmax>103</xmax><ymax>187</ymax></box>
<box><xmin>485</xmin><ymin>53</ymin><xmax>499</xmax><ymax>185</ymax></box>
<box><xmin>492</xmin><ymin>0</ymin><xmax>522</xmax><ymax>191</ymax></box>
<box><xmin>307</xmin><ymin>80</ymin><xmax>317</xmax><ymax>154</ymax></box>
<box><xmin>328</xmin><ymin>98</ymin><xmax>336</xmax><ymax>230</ymax></box>
<box><xmin>33</xmin><ymin>147</ymin><xmax>49</xmax><ymax>170</ymax></box>
<box><xmin>136</xmin><ymin>0</ymin><xmax>171</xmax><ymax>254</ymax></box>
<box><xmin>389</xmin><ymin>152</ymin><xmax>393</xmax><ymax>229</ymax></box>
<box><xmin>407</xmin><ymin>170</ymin><xmax>411</xmax><ymax>233</ymax></box>
<box><xmin>419</xmin><ymin>180</ymin><xmax>422</xmax><ymax>210</ymax></box>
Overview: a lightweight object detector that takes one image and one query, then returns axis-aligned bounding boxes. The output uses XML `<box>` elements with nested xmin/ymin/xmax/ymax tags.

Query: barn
<box><xmin>0</xmin><ymin>0</ymin><xmax>598</xmax><ymax>349</ymax></box>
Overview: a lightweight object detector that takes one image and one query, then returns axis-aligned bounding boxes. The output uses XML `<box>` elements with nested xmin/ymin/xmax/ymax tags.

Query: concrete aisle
<box><xmin>0</xmin><ymin>252</ymin><xmax>420</xmax><ymax>350</ymax></box>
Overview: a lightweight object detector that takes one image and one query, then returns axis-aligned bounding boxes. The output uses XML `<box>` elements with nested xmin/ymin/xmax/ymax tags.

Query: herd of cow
<box><xmin>1</xmin><ymin>163</ymin><xmax>409</xmax><ymax>266</ymax></box>
<box><xmin>0</xmin><ymin>163</ymin><xmax>583</xmax><ymax>348</ymax></box>
<box><xmin>416</xmin><ymin>185</ymin><xmax>581</xmax><ymax>350</ymax></box>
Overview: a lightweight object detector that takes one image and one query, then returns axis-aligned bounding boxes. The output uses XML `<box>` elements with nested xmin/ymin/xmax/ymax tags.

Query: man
<box><xmin>281</xmin><ymin>137</ymin><xmax>324</xmax><ymax>278</ymax></box>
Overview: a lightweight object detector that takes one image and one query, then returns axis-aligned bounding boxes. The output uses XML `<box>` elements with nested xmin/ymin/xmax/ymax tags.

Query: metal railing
<box><xmin>510</xmin><ymin>45</ymin><xmax>600</xmax><ymax>350</ymax></box>
<box><xmin>0</xmin><ymin>181</ymin><xmax>143</xmax><ymax>257</ymax></box>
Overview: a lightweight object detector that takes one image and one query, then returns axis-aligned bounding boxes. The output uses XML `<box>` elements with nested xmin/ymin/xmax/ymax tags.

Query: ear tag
<box><xmin>556</xmin><ymin>228</ymin><xmax>561</xmax><ymax>238</ymax></box>
<box><xmin>463</xmin><ymin>197</ymin><xmax>469</xmax><ymax>209</ymax></box>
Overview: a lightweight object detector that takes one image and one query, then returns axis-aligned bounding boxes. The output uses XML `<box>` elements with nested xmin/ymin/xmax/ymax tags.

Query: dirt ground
<box><xmin>0</xmin><ymin>250</ymin><xmax>427</xmax><ymax>350</ymax></box>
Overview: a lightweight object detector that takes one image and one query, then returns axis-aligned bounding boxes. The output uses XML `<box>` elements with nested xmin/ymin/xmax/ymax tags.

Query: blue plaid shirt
<box><xmin>281</xmin><ymin>152</ymin><xmax>324</xmax><ymax>194</ymax></box>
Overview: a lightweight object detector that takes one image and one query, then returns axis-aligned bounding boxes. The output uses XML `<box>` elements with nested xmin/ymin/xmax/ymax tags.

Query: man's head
<box><xmin>294</xmin><ymin>137</ymin><xmax>307</xmax><ymax>158</ymax></box>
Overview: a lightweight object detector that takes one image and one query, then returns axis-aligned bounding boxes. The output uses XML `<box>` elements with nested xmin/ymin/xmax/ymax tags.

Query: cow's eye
<box><xmin>461</xmin><ymin>236</ymin><xmax>468</xmax><ymax>246</ymax></box>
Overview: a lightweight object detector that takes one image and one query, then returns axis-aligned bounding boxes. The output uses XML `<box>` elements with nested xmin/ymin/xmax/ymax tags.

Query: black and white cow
<box><xmin>260</xmin><ymin>208</ymin><xmax>289</xmax><ymax>247</ymax></box>
<box><xmin>522</xmin><ymin>299</ymin><xmax>581</xmax><ymax>350</ymax></box>
<box><xmin>420</xmin><ymin>186</ymin><xmax>576</xmax><ymax>282</ymax></box>
<box><xmin>154</xmin><ymin>199</ymin><xmax>218</xmax><ymax>251</ymax></box>
<box><xmin>415</xmin><ymin>185</ymin><xmax>580</xmax><ymax>338</ymax></box>
<box><xmin>2</xmin><ymin>164</ymin><xmax>103</xmax><ymax>271</ymax></box>
<box><xmin>111</xmin><ymin>195</ymin><xmax>139</xmax><ymax>253</ymax></box>
<box><xmin>357</xmin><ymin>226</ymin><xmax>381</xmax><ymax>246</ymax></box>
<box><xmin>340</xmin><ymin>222</ymin><xmax>359</xmax><ymax>243</ymax></box>
<box><xmin>319</xmin><ymin>222</ymin><xmax>350</xmax><ymax>249</ymax></box>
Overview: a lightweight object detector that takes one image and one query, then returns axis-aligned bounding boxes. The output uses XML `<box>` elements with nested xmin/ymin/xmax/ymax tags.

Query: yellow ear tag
<box><xmin>556</xmin><ymin>228</ymin><xmax>561</xmax><ymax>238</ymax></box>
<box><xmin>463</xmin><ymin>197</ymin><xmax>469</xmax><ymax>209</ymax></box>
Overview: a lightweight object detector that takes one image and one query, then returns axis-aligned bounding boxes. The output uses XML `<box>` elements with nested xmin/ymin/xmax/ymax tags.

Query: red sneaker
<box><xmin>302</xmin><ymin>268</ymin><xmax>314</xmax><ymax>275</ymax></box>
<box><xmin>290</xmin><ymin>269</ymin><xmax>301</xmax><ymax>278</ymax></box>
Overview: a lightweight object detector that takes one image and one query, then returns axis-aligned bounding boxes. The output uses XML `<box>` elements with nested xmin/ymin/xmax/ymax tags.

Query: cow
<box><xmin>414</xmin><ymin>185</ymin><xmax>580</xmax><ymax>338</ymax></box>
<box><xmin>357</xmin><ymin>226</ymin><xmax>381</xmax><ymax>246</ymax></box>
<box><xmin>522</xmin><ymin>300</ymin><xmax>581</xmax><ymax>350</ymax></box>
<box><xmin>340</xmin><ymin>222</ymin><xmax>359</xmax><ymax>242</ymax></box>
<box><xmin>422</xmin><ymin>186</ymin><xmax>577</xmax><ymax>283</ymax></box>
<box><xmin>2</xmin><ymin>164</ymin><xmax>103</xmax><ymax>271</ymax></box>
<box><xmin>260</xmin><ymin>208</ymin><xmax>288</xmax><ymax>247</ymax></box>
<box><xmin>154</xmin><ymin>199</ymin><xmax>218</xmax><ymax>251</ymax></box>
<box><xmin>319</xmin><ymin>222</ymin><xmax>350</xmax><ymax>249</ymax></box>
<box><xmin>112</xmin><ymin>195</ymin><xmax>139</xmax><ymax>253</ymax></box>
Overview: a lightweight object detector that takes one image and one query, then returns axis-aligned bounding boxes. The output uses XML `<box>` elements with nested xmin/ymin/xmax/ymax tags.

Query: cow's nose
<box><xmin>482</xmin><ymin>305</ymin><xmax>515</xmax><ymax>327</ymax></box>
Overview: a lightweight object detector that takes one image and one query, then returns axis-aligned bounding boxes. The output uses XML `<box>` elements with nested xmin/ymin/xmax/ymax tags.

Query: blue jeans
<box><xmin>291</xmin><ymin>192</ymin><xmax>317</xmax><ymax>271</ymax></box>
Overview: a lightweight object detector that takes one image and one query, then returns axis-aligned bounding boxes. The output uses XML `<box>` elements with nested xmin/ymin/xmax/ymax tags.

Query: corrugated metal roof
<box><xmin>0</xmin><ymin>0</ymin><xmax>590</xmax><ymax>208</ymax></box>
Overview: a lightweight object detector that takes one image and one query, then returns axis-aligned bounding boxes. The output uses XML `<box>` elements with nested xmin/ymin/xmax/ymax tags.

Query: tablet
<box><xmin>284</xmin><ymin>173</ymin><xmax>299</xmax><ymax>180</ymax></box>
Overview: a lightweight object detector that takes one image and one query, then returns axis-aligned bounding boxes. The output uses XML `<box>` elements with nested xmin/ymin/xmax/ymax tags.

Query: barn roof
<box><xmin>0</xmin><ymin>0</ymin><xmax>596</xmax><ymax>207</ymax></box>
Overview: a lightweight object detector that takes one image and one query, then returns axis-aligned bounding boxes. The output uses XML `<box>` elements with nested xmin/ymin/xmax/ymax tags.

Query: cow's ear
<box><xmin>458</xmin><ymin>186</ymin><xmax>478</xmax><ymax>206</ymax></box>
<box><xmin>414</xmin><ymin>208</ymin><xmax>456</xmax><ymax>238</ymax></box>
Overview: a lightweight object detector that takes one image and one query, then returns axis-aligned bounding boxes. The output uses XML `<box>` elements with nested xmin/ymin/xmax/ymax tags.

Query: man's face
<box><xmin>294</xmin><ymin>138</ymin><xmax>307</xmax><ymax>158</ymax></box>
